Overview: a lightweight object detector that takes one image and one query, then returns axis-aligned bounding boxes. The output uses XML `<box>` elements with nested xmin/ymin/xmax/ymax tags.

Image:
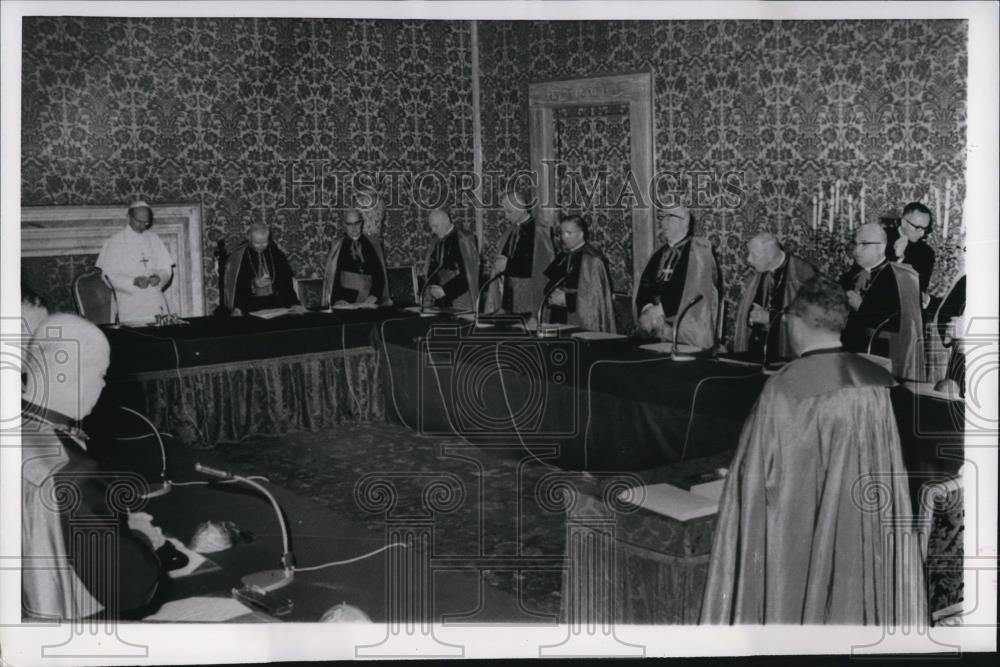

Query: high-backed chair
<box><xmin>73</xmin><ymin>267</ymin><xmax>115</xmax><ymax>325</ymax></box>
<box><xmin>386</xmin><ymin>265</ymin><xmax>419</xmax><ymax>306</ymax></box>
<box><xmin>293</xmin><ymin>277</ymin><xmax>325</xmax><ymax>309</ymax></box>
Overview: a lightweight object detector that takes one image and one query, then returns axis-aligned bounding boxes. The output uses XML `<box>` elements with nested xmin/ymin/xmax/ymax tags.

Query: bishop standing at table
<box><xmin>224</xmin><ymin>223</ymin><xmax>305</xmax><ymax>316</ymax></box>
<box><xmin>422</xmin><ymin>208</ymin><xmax>479</xmax><ymax>311</ymax></box>
<box><xmin>96</xmin><ymin>201</ymin><xmax>174</xmax><ymax>323</ymax></box>
<box><xmin>732</xmin><ymin>232</ymin><xmax>816</xmax><ymax>361</ymax></box>
<box><xmin>483</xmin><ymin>188</ymin><xmax>555</xmax><ymax>315</ymax></box>
<box><xmin>839</xmin><ymin>223</ymin><xmax>924</xmax><ymax>380</ymax></box>
<box><xmin>540</xmin><ymin>215</ymin><xmax>616</xmax><ymax>332</ymax></box>
<box><xmin>701</xmin><ymin>276</ymin><xmax>926</xmax><ymax>625</ymax></box>
<box><xmin>321</xmin><ymin>208</ymin><xmax>391</xmax><ymax>307</ymax></box>
<box><xmin>635</xmin><ymin>205</ymin><xmax>721</xmax><ymax>349</ymax></box>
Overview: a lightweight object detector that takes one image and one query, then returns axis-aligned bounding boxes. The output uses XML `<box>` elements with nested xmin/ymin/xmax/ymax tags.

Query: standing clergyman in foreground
<box><xmin>701</xmin><ymin>276</ymin><xmax>926</xmax><ymax>625</ymax></box>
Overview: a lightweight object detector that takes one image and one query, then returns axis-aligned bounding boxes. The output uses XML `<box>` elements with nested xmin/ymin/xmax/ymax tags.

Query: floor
<box><xmin>210</xmin><ymin>422</ymin><xmax>576</xmax><ymax>619</ymax></box>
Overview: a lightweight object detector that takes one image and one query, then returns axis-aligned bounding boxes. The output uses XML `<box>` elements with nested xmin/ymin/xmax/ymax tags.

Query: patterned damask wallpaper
<box><xmin>23</xmin><ymin>18</ymin><xmax>966</xmax><ymax>326</ymax></box>
<box><xmin>21</xmin><ymin>17</ymin><xmax>475</xmax><ymax>310</ymax></box>
<box><xmin>478</xmin><ymin>20</ymin><xmax>967</xmax><ymax>334</ymax></box>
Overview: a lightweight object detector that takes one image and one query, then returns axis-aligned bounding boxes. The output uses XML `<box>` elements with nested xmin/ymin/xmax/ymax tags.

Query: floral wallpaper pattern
<box><xmin>23</xmin><ymin>18</ymin><xmax>965</xmax><ymax>328</ymax></box>
<box><xmin>22</xmin><ymin>17</ymin><xmax>475</xmax><ymax>310</ymax></box>
<box><xmin>478</xmin><ymin>20</ymin><xmax>967</xmax><ymax>335</ymax></box>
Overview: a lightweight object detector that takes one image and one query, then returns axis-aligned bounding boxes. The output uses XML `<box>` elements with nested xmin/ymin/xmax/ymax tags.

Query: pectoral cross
<box><xmin>140</xmin><ymin>253</ymin><xmax>150</xmax><ymax>270</ymax></box>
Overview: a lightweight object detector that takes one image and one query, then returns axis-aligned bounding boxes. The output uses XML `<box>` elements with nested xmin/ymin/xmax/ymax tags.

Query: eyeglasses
<box><xmin>902</xmin><ymin>217</ymin><xmax>930</xmax><ymax>231</ymax></box>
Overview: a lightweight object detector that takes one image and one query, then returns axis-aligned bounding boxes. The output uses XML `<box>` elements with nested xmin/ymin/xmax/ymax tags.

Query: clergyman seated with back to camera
<box><xmin>21</xmin><ymin>314</ymin><xmax>169</xmax><ymax>620</ymax></box>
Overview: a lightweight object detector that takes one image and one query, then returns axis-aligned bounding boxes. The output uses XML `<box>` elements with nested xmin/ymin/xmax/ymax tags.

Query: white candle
<box><xmin>848</xmin><ymin>195</ymin><xmax>854</xmax><ymax>230</ymax></box>
<box><xmin>828</xmin><ymin>186</ymin><xmax>835</xmax><ymax>233</ymax></box>
<box><xmin>860</xmin><ymin>185</ymin><xmax>866</xmax><ymax>226</ymax></box>
<box><xmin>817</xmin><ymin>190</ymin><xmax>823</xmax><ymax>231</ymax></box>
<box><xmin>834</xmin><ymin>181</ymin><xmax>840</xmax><ymax>215</ymax></box>
<box><xmin>933</xmin><ymin>187</ymin><xmax>941</xmax><ymax>228</ymax></box>
<box><xmin>943</xmin><ymin>178</ymin><xmax>951</xmax><ymax>238</ymax></box>
<box><xmin>811</xmin><ymin>196</ymin><xmax>817</xmax><ymax>230</ymax></box>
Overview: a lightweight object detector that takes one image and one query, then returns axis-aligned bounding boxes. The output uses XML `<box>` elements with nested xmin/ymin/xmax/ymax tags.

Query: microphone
<box><xmin>671</xmin><ymin>294</ymin><xmax>704</xmax><ymax>361</ymax></box>
<box><xmin>866</xmin><ymin>311</ymin><xmax>899</xmax><ymax>356</ymax></box>
<box><xmin>474</xmin><ymin>271</ymin><xmax>506</xmax><ymax>328</ymax></box>
<box><xmin>535</xmin><ymin>275</ymin><xmax>567</xmax><ymax>339</ymax></box>
<box><xmin>213</xmin><ymin>239</ymin><xmax>231</xmax><ymax>317</ymax></box>
<box><xmin>194</xmin><ymin>463</ymin><xmax>296</xmax><ymax>591</ymax></box>
<box><xmin>760</xmin><ymin>306</ymin><xmax>789</xmax><ymax>374</ymax></box>
<box><xmin>120</xmin><ymin>406</ymin><xmax>172</xmax><ymax>499</ymax></box>
<box><xmin>419</xmin><ymin>264</ymin><xmax>446</xmax><ymax>315</ymax></box>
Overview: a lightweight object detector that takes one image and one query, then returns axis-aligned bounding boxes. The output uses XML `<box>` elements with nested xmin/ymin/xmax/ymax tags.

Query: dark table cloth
<box><xmin>377</xmin><ymin>314</ymin><xmax>965</xmax><ymax>473</ymax></box>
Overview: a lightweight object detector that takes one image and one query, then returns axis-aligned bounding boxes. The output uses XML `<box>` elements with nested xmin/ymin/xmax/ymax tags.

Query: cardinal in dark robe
<box><xmin>635</xmin><ymin>205</ymin><xmax>722</xmax><ymax>350</ymax></box>
<box><xmin>840</xmin><ymin>223</ymin><xmax>924</xmax><ymax>381</ymax></box>
<box><xmin>321</xmin><ymin>208</ymin><xmax>391</xmax><ymax>307</ymax></box>
<box><xmin>541</xmin><ymin>215</ymin><xmax>616</xmax><ymax>333</ymax></box>
<box><xmin>732</xmin><ymin>232</ymin><xmax>816</xmax><ymax>362</ymax></box>
<box><xmin>701</xmin><ymin>277</ymin><xmax>926</xmax><ymax>625</ymax></box>
<box><xmin>483</xmin><ymin>189</ymin><xmax>555</xmax><ymax>315</ymax></box>
<box><xmin>224</xmin><ymin>223</ymin><xmax>304</xmax><ymax>316</ymax></box>
<box><xmin>423</xmin><ymin>208</ymin><xmax>480</xmax><ymax>311</ymax></box>
<box><xmin>887</xmin><ymin>202</ymin><xmax>936</xmax><ymax>308</ymax></box>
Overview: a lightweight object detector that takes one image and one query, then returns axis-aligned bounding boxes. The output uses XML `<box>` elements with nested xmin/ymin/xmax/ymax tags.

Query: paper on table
<box><xmin>638</xmin><ymin>342</ymin><xmax>701</xmax><ymax>355</ymax></box>
<box><xmin>249</xmin><ymin>307</ymin><xmax>292</xmax><ymax>319</ymax></box>
<box><xmin>571</xmin><ymin>330</ymin><xmax>626</xmax><ymax>341</ymax></box>
<box><xmin>617</xmin><ymin>483</ymin><xmax>719</xmax><ymax>521</ymax></box>
<box><xmin>166</xmin><ymin>537</ymin><xmax>218</xmax><ymax>579</ymax></box>
<box><xmin>143</xmin><ymin>596</ymin><xmax>254</xmax><ymax>622</ymax></box>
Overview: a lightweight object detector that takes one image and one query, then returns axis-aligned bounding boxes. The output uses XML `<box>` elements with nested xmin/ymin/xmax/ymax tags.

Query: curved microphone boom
<box><xmin>195</xmin><ymin>463</ymin><xmax>296</xmax><ymax>591</ymax></box>
<box><xmin>535</xmin><ymin>276</ymin><xmax>567</xmax><ymax>339</ymax></box>
<box><xmin>119</xmin><ymin>406</ymin><xmax>171</xmax><ymax>499</ymax></box>
<box><xmin>671</xmin><ymin>294</ymin><xmax>704</xmax><ymax>360</ymax></box>
<box><xmin>474</xmin><ymin>271</ymin><xmax>506</xmax><ymax>328</ymax></box>
<box><xmin>866</xmin><ymin>311</ymin><xmax>899</xmax><ymax>357</ymax></box>
<box><xmin>419</xmin><ymin>265</ymin><xmax>445</xmax><ymax>315</ymax></box>
<box><xmin>760</xmin><ymin>306</ymin><xmax>789</xmax><ymax>374</ymax></box>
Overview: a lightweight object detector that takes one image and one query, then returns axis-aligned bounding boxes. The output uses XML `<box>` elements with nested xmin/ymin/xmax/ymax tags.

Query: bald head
<box><xmin>247</xmin><ymin>223</ymin><xmax>271</xmax><ymax>252</ymax></box>
<box><xmin>428</xmin><ymin>209</ymin><xmax>453</xmax><ymax>238</ymax></box>
<box><xmin>25</xmin><ymin>314</ymin><xmax>110</xmax><ymax>420</ymax></box>
<box><xmin>852</xmin><ymin>223</ymin><xmax>887</xmax><ymax>270</ymax></box>
<box><xmin>747</xmin><ymin>232</ymin><xmax>784</xmax><ymax>273</ymax></box>
<box><xmin>658</xmin><ymin>205</ymin><xmax>691</xmax><ymax>246</ymax></box>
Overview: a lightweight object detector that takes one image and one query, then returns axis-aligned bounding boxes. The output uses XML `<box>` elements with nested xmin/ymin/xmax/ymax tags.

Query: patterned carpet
<box><xmin>210</xmin><ymin>422</ymin><xmax>580</xmax><ymax>619</ymax></box>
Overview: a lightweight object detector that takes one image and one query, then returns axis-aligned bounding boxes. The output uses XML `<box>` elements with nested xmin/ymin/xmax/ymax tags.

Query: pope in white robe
<box><xmin>96</xmin><ymin>201</ymin><xmax>174</xmax><ymax>323</ymax></box>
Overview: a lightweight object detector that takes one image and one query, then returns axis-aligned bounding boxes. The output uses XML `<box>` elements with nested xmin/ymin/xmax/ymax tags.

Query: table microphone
<box><xmin>534</xmin><ymin>275</ymin><xmax>567</xmax><ymax>338</ymax></box>
<box><xmin>760</xmin><ymin>307</ymin><xmax>788</xmax><ymax>374</ymax></box>
<box><xmin>474</xmin><ymin>271</ymin><xmax>506</xmax><ymax>328</ymax></box>
<box><xmin>867</xmin><ymin>311</ymin><xmax>899</xmax><ymax>356</ymax></box>
<box><xmin>119</xmin><ymin>406</ymin><xmax>172</xmax><ymax>499</ymax></box>
<box><xmin>671</xmin><ymin>294</ymin><xmax>704</xmax><ymax>360</ymax></box>
<box><xmin>194</xmin><ymin>462</ymin><xmax>296</xmax><ymax>591</ymax></box>
<box><xmin>419</xmin><ymin>265</ymin><xmax>445</xmax><ymax>315</ymax></box>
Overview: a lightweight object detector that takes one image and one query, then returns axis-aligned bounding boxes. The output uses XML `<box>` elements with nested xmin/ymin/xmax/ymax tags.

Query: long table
<box><xmin>92</xmin><ymin>309</ymin><xmax>418</xmax><ymax>447</ymax></box>
<box><xmin>378</xmin><ymin>314</ymin><xmax>965</xmax><ymax>473</ymax></box>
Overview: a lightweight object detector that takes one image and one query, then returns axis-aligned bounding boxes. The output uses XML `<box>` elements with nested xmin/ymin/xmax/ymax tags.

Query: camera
<box><xmin>2</xmin><ymin>321</ymin><xmax>81</xmax><ymax>435</ymax></box>
<box><xmin>417</xmin><ymin>319</ymin><xmax>580</xmax><ymax>440</ymax></box>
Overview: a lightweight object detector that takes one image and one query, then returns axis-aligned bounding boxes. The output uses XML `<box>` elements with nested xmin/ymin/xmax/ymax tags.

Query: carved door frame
<box><xmin>529</xmin><ymin>71</ymin><xmax>656</xmax><ymax>292</ymax></box>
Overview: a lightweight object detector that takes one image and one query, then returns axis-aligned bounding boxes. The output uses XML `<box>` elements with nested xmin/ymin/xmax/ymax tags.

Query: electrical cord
<box><xmin>294</xmin><ymin>542</ymin><xmax>408</xmax><ymax>572</ymax></box>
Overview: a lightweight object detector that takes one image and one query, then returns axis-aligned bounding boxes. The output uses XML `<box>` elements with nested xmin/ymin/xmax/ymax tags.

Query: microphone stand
<box><xmin>671</xmin><ymin>294</ymin><xmax>704</xmax><ymax>361</ymax></box>
<box><xmin>195</xmin><ymin>463</ymin><xmax>295</xmax><ymax>591</ymax></box>
<box><xmin>866</xmin><ymin>311</ymin><xmax>899</xmax><ymax>357</ymax></box>
<box><xmin>535</xmin><ymin>276</ymin><xmax>567</xmax><ymax>339</ymax></box>
<box><xmin>474</xmin><ymin>271</ymin><xmax>506</xmax><ymax>329</ymax></box>
<box><xmin>760</xmin><ymin>307</ymin><xmax>788</xmax><ymax>374</ymax></box>
<box><xmin>419</xmin><ymin>265</ymin><xmax>445</xmax><ymax>315</ymax></box>
<box><xmin>121</xmin><ymin>406</ymin><xmax>172</xmax><ymax>499</ymax></box>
